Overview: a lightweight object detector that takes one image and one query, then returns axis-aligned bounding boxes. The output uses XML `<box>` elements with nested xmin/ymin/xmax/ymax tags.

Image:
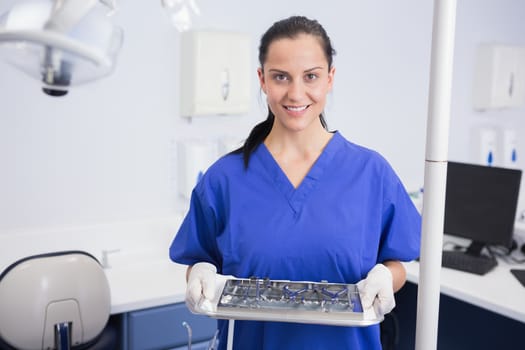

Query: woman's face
<box><xmin>258</xmin><ymin>34</ymin><xmax>335</xmax><ymax>134</ymax></box>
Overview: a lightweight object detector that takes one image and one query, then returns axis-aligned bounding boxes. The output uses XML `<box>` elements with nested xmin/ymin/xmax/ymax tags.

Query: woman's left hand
<box><xmin>357</xmin><ymin>263</ymin><xmax>395</xmax><ymax>317</ymax></box>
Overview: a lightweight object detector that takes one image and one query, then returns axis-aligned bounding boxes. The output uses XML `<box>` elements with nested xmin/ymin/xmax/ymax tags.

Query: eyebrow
<box><xmin>268</xmin><ymin>66</ymin><xmax>324</xmax><ymax>74</ymax></box>
<box><xmin>304</xmin><ymin>66</ymin><xmax>324</xmax><ymax>72</ymax></box>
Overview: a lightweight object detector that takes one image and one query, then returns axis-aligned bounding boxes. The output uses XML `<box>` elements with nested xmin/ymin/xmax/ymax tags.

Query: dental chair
<box><xmin>0</xmin><ymin>251</ymin><xmax>117</xmax><ymax>350</ymax></box>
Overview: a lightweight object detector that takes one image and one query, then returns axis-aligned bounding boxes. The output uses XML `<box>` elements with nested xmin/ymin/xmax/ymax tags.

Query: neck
<box><xmin>264</xmin><ymin>127</ymin><xmax>333</xmax><ymax>160</ymax></box>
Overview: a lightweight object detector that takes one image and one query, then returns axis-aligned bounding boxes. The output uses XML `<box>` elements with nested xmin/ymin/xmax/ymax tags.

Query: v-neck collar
<box><xmin>254</xmin><ymin>131</ymin><xmax>342</xmax><ymax>214</ymax></box>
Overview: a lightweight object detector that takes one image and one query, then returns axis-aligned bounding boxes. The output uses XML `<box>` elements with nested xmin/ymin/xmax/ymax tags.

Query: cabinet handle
<box><xmin>182</xmin><ymin>321</ymin><xmax>192</xmax><ymax>350</ymax></box>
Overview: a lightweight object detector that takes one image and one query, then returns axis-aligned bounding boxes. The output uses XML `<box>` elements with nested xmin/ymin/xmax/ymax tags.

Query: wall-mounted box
<box><xmin>470</xmin><ymin>126</ymin><xmax>497</xmax><ymax>166</ymax></box>
<box><xmin>180</xmin><ymin>30</ymin><xmax>251</xmax><ymax>117</ymax></box>
<box><xmin>473</xmin><ymin>44</ymin><xmax>525</xmax><ymax>110</ymax></box>
<box><xmin>177</xmin><ymin>140</ymin><xmax>218</xmax><ymax>199</ymax></box>
<box><xmin>498</xmin><ymin>127</ymin><xmax>518</xmax><ymax>169</ymax></box>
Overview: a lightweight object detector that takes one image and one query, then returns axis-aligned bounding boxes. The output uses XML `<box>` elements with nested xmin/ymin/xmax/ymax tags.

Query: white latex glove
<box><xmin>185</xmin><ymin>262</ymin><xmax>232</xmax><ymax>314</ymax></box>
<box><xmin>357</xmin><ymin>263</ymin><xmax>395</xmax><ymax>317</ymax></box>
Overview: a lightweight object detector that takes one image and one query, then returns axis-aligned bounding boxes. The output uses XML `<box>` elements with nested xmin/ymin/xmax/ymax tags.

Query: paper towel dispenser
<box><xmin>180</xmin><ymin>30</ymin><xmax>251</xmax><ymax>117</ymax></box>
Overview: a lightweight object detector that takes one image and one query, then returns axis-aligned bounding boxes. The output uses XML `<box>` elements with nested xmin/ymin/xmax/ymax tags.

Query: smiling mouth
<box><xmin>284</xmin><ymin>105</ymin><xmax>309</xmax><ymax>112</ymax></box>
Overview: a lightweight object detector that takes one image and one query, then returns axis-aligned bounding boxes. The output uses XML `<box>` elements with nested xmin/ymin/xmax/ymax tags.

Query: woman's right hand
<box><xmin>185</xmin><ymin>262</ymin><xmax>231</xmax><ymax>313</ymax></box>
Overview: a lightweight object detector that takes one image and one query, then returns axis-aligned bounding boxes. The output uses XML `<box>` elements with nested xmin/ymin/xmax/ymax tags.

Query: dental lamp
<box><xmin>0</xmin><ymin>0</ymin><xmax>123</xmax><ymax>96</ymax></box>
<box><xmin>161</xmin><ymin>0</ymin><xmax>201</xmax><ymax>32</ymax></box>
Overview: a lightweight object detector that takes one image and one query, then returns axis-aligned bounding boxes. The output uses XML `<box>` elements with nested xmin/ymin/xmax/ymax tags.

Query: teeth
<box><xmin>286</xmin><ymin>105</ymin><xmax>307</xmax><ymax>111</ymax></box>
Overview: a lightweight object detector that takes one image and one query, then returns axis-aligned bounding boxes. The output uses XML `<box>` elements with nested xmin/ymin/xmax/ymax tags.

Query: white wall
<box><xmin>0</xmin><ymin>0</ymin><xmax>524</xmax><ymax>233</ymax></box>
<box><xmin>449</xmin><ymin>0</ymin><xmax>525</xmax><ymax>211</ymax></box>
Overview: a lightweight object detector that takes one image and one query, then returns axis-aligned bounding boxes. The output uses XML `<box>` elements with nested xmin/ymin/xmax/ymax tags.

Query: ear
<box><xmin>257</xmin><ymin>68</ymin><xmax>267</xmax><ymax>94</ymax></box>
<box><xmin>327</xmin><ymin>66</ymin><xmax>336</xmax><ymax>91</ymax></box>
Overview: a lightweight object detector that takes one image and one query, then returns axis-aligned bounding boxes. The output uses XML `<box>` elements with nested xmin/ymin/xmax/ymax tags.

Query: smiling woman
<box><xmin>169</xmin><ymin>15</ymin><xmax>421</xmax><ymax>350</ymax></box>
<box><xmin>257</xmin><ymin>32</ymin><xmax>335</xmax><ymax>187</ymax></box>
<box><xmin>258</xmin><ymin>33</ymin><xmax>334</xmax><ymax>134</ymax></box>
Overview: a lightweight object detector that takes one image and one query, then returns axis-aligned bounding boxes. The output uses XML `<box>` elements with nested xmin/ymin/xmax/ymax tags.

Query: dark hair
<box><xmin>234</xmin><ymin>16</ymin><xmax>336</xmax><ymax>168</ymax></box>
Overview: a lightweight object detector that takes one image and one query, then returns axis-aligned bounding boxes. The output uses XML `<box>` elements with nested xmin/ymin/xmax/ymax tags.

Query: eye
<box><xmin>305</xmin><ymin>73</ymin><xmax>318</xmax><ymax>81</ymax></box>
<box><xmin>273</xmin><ymin>73</ymin><xmax>288</xmax><ymax>81</ymax></box>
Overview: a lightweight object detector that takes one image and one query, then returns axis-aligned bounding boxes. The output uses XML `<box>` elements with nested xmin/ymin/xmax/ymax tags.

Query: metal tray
<box><xmin>198</xmin><ymin>277</ymin><xmax>383</xmax><ymax>327</ymax></box>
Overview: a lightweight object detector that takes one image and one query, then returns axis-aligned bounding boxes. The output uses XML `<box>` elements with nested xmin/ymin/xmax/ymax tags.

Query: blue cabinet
<box><xmin>172</xmin><ymin>341</ymin><xmax>215</xmax><ymax>350</ymax></box>
<box><xmin>121</xmin><ymin>303</ymin><xmax>217</xmax><ymax>350</ymax></box>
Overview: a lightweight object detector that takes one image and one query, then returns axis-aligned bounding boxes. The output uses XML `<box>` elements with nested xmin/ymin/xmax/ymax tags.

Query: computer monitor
<box><xmin>444</xmin><ymin>161</ymin><xmax>522</xmax><ymax>256</ymax></box>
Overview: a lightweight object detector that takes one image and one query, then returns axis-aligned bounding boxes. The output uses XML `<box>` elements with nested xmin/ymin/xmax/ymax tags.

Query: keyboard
<box><xmin>441</xmin><ymin>250</ymin><xmax>497</xmax><ymax>275</ymax></box>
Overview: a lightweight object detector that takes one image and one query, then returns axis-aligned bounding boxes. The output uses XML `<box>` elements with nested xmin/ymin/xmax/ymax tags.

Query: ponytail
<box><xmin>233</xmin><ymin>111</ymin><xmax>328</xmax><ymax>169</ymax></box>
<box><xmin>232</xmin><ymin>111</ymin><xmax>274</xmax><ymax>169</ymax></box>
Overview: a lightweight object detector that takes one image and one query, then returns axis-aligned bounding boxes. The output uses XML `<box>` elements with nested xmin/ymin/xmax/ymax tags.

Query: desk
<box><xmin>392</xmin><ymin>229</ymin><xmax>525</xmax><ymax>350</ymax></box>
<box><xmin>403</xmin><ymin>234</ymin><xmax>525</xmax><ymax>323</ymax></box>
<box><xmin>104</xmin><ymin>259</ymin><xmax>217</xmax><ymax>350</ymax></box>
<box><xmin>104</xmin><ymin>258</ymin><xmax>186</xmax><ymax>314</ymax></box>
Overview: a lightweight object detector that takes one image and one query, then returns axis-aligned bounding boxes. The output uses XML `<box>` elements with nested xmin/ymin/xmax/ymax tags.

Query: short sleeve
<box><xmin>169</xmin><ymin>182</ymin><xmax>222</xmax><ymax>268</ymax></box>
<box><xmin>377</xmin><ymin>172</ymin><xmax>422</xmax><ymax>263</ymax></box>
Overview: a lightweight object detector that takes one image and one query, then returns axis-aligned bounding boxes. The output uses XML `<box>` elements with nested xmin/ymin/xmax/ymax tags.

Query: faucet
<box><xmin>101</xmin><ymin>249</ymin><xmax>121</xmax><ymax>269</ymax></box>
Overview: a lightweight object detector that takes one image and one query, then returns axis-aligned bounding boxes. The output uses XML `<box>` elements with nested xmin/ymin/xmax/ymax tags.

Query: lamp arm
<box><xmin>44</xmin><ymin>0</ymin><xmax>100</xmax><ymax>32</ymax></box>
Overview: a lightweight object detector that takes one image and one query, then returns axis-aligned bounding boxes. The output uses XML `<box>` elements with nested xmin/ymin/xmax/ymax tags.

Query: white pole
<box><xmin>227</xmin><ymin>319</ymin><xmax>235</xmax><ymax>350</ymax></box>
<box><xmin>415</xmin><ymin>1</ymin><xmax>457</xmax><ymax>350</ymax></box>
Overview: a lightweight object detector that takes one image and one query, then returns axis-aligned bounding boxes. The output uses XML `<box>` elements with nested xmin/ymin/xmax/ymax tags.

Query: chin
<box><xmin>284</xmin><ymin>119</ymin><xmax>320</xmax><ymax>133</ymax></box>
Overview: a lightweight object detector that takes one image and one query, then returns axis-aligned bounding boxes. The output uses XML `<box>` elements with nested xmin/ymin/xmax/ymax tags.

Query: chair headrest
<box><xmin>0</xmin><ymin>251</ymin><xmax>111</xmax><ymax>349</ymax></box>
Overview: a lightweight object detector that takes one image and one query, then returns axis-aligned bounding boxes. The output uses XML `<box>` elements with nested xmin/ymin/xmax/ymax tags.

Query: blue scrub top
<box><xmin>170</xmin><ymin>131</ymin><xmax>421</xmax><ymax>350</ymax></box>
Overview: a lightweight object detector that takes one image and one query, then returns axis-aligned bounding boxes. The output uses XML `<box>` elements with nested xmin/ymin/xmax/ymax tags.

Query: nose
<box><xmin>287</xmin><ymin>80</ymin><xmax>305</xmax><ymax>101</ymax></box>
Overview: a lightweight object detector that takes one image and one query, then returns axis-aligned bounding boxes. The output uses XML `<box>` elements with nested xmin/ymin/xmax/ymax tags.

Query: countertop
<box><xmin>104</xmin><ymin>256</ymin><xmax>187</xmax><ymax>314</ymax></box>
<box><xmin>2</xmin><ymin>216</ymin><xmax>525</xmax><ymax>318</ymax></box>
<box><xmin>0</xmin><ymin>216</ymin><xmax>189</xmax><ymax>314</ymax></box>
